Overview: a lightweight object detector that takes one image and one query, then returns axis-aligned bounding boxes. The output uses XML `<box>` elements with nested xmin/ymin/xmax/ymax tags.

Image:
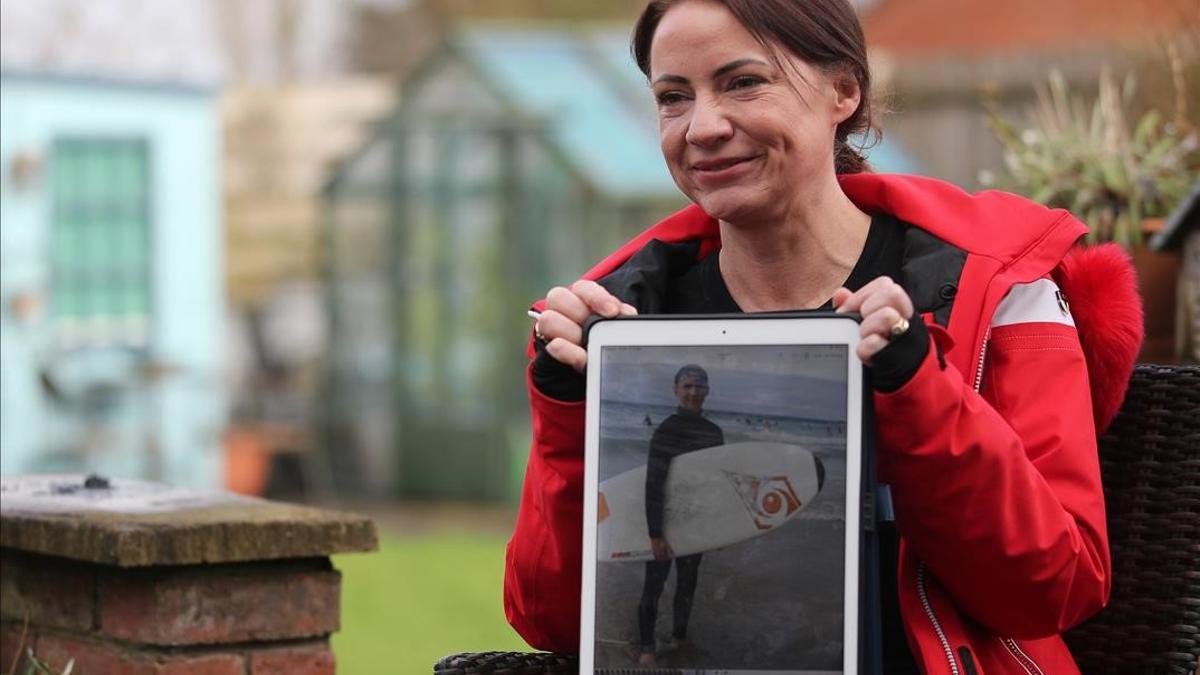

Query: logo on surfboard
<box><xmin>723</xmin><ymin>471</ymin><xmax>803</xmax><ymax>530</ymax></box>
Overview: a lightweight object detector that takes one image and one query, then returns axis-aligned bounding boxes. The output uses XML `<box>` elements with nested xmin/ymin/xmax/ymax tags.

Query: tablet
<box><xmin>581</xmin><ymin>314</ymin><xmax>864</xmax><ymax>675</ymax></box>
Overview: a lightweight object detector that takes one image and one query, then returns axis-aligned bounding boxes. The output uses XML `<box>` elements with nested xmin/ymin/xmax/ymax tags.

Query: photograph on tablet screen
<box><xmin>594</xmin><ymin>343</ymin><xmax>848</xmax><ymax>674</ymax></box>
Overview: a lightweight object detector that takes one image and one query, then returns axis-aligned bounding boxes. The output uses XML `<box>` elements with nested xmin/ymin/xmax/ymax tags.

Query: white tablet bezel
<box><xmin>580</xmin><ymin>315</ymin><xmax>863</xmax><ymax>675</ymax></box>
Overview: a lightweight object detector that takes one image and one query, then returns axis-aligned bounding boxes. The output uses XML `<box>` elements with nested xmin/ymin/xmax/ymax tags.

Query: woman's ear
<box><xmin>830</xmin><ymin>72</ymin><xmax>861</xmax><ymax>125</ymax></box>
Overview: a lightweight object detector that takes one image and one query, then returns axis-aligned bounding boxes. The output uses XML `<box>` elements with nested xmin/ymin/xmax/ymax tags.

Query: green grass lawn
<box><xmin>332</xmin><ymin>533</ymin><xmax>530</xmax><ymax>674</ymax></box>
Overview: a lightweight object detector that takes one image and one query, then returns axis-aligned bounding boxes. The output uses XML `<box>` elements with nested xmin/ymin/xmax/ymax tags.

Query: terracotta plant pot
<box><xmin>1133</xmin><ymin>219</ymin><xmax>1181</xmax><ymax>363</ymax></box>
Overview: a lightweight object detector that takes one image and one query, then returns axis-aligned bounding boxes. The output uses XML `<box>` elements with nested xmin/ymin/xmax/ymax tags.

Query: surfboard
<box><xmin>596</xmin><ymin>441</ymin><xmax>825</xmax><ymax>562</ymax></box>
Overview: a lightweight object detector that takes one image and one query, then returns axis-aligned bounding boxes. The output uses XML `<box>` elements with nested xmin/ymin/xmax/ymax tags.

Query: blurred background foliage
<box><xmin>984</xmin><ymin>59</ymin><xmax>1199</xmax><ymax>246</ymax></box>
<box><xmin>2</xmin><ymin>0</ymin><xmax>1198</xmax><ymax>665</ymax></box>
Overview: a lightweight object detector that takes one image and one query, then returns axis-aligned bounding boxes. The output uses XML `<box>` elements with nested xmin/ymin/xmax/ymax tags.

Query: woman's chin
<box><xmin>692</xmin><ymin>192</ymin><xmax>772</xmax><ymax>226</ymax></box>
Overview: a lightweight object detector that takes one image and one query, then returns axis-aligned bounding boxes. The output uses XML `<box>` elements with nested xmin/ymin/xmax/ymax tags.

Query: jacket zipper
<box><xmin>919</xmin><ymin>309</ymin><xmax>994</xmax><ymax>674</ymax></box>
<box><xmin>973</xmin><ymin>328</ymin><xmax>990</xmax><ymax>392</ymax></box>
<box><xmin>1001</xmin><ymin>637</ymin><xmax>1046</xmax><ymax>675</ymax></box>
<box><xmin>968</xmin><ymin>333</ymin><xmax>1048</xmax><ymax>675</ymax></box>
<box><xmin>917</xmin><ymin>563</ymin><xmax>960</xmax><ymax>675</ymax></box>
<box><xmin>977</xmin><ymin>320</ymin><xmax>1049</xmax><ymax>675</ymax></box>
<box><xmin>925</xmin><ymin>273</ymin><xmax>1038</xmax><ymax>675</ymax></box>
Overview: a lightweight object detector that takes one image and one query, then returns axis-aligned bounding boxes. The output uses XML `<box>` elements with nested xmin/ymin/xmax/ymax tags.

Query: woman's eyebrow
<box><xmin>653</xmin><ymin>73</ymin><xmax>689</xmax><ymax>85</ymax></box>
<box><xmin>712</xmin><ymin>57</ymin><xmax>770</xmax><ymax>79</ymax></box>
<box><xmin>653</xmin><ymin>57</ymin><xmax>771</xmax><ymax>85</ymax></box>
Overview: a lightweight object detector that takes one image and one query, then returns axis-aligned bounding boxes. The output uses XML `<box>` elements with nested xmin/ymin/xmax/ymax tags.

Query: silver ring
<box><xmin>889</xmin><ymin>317</ymin><xmax>910</xmax><ymax>339</ymax></box>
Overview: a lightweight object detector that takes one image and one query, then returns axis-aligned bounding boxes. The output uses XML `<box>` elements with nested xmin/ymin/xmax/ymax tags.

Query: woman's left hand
<box><xmin>832</xmin><ymin>276</ymin><xmax>916</xmax><ymax>364</ymax></box>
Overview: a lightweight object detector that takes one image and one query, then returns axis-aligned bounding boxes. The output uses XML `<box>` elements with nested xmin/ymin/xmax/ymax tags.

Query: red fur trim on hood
<box><xmin>1053</xmin><ymin>244</ymin><xmax>1144</xmax><ymax>433</ymax></box>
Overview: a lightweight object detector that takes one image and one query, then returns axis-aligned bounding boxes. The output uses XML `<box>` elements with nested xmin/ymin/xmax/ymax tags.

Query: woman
<box><xmin>504</xmin><ymin>0</ymin><xmax>1143</xmax><ymax>672</ymax></box>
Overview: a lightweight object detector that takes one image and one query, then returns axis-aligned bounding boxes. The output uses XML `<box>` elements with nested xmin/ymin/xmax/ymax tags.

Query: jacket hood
<box><xmin>1055</xmin><ymin>244</ymin><xmax>1144</xmax><ymax>432</ymax></box>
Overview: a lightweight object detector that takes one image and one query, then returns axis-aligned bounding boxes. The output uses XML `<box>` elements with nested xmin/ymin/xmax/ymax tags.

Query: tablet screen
<box><xmin>587</xmin><ymin>340</ymin><xmax>853</xmax><ymax>674</ymax></box>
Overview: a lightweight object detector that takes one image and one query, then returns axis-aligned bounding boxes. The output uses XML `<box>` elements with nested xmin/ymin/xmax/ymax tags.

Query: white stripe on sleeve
<box><xmin>991</xmin><ymin>278</ymin><xmax>1076</xmax><ymax>328</ymax></box>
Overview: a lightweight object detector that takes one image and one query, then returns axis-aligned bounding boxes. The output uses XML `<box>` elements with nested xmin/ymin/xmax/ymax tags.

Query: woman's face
<box><xmin>648</xmin><ymin>0</ymin><xmax>860</xmax><ymax>224</ymax></box>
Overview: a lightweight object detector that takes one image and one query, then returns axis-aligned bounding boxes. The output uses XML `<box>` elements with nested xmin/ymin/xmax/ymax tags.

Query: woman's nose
<box><xmin>685</xmin><ymin>97</ymin><xmax>733</xmax><ymax>147</ymax></box>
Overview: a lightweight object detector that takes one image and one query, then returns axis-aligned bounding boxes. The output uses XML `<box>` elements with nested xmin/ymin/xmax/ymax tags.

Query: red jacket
<box><xmin>504</xmin><ymin>174</ymin><xmax>1143</xmax><ymax>674</ymax></box>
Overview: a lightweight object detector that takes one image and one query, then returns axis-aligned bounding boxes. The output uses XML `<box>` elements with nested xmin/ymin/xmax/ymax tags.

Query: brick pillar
<box><xmin>0</xmin><ymin>475</ymin><xmax>376</xmax><ymax>675</ymax></box>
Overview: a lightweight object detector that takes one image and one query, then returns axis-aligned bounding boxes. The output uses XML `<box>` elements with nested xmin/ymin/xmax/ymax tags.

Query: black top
<box><xmin>531</xmin><ymin>212</ymin><xmax>924</xmax><ymax>674</ymax></box>
<box><xmin>665</xmin><ymin>212</ymin><xmax>904</xmax><ymax>314</ymax></box>
<box><xmin>532</xmin><ymin>212</ymin><xmax>927</xmax><ymax>399</ymax></box>
<box><xmin>645</xmin><ymin>409</ymin><xmax>725</xmax><ymax>538</ymax></box>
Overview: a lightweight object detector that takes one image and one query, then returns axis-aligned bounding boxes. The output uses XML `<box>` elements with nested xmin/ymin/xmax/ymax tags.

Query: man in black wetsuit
<box><xmin>638</xmin><ymin>364</ymin><xmax>724</xmax><ymax>666</ymax></box>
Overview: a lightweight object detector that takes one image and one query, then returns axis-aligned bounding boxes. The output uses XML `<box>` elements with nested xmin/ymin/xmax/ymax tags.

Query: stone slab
<box><xmin>1</xmin><ymin>475</ymin><xmax>377</xmax><ymax>566</ymax></box>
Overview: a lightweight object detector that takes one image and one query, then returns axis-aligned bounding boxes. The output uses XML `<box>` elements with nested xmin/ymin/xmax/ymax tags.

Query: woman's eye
<box><xmin>655</xmin><ymin>91</ymin><xmax>688</xmax><ymax>106</ymax></box>
<box><xmin>729</xmin><ymin>75</ymin><xmax>763</xmax><ymax>90</ymax></box>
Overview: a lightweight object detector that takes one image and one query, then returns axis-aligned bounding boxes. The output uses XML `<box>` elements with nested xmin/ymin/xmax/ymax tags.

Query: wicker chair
<box><xmin>1064</xmin><ymin>364</ymin><xmax>1200</xmax><ymax>675</ymax></box>
<box><xmin>436</xmin><ymin>364</ymin><xmax>1200</xmax><ymax>675</ymax></box>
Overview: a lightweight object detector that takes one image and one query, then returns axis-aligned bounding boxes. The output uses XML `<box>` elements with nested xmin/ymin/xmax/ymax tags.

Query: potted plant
<box><xmin>983</xmin><ymin>56</ymin><xmax>1200</xmax><ymax>360</ymax></box>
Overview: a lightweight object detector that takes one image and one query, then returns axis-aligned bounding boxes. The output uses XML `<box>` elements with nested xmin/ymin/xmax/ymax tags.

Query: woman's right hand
<box><xmin>650</xmin><ymin>537</ymin><xmax>673</xmax><ymax>562</ymax></box>
<box><xmin>538</xmin><ymin>280</ymin><xmax>637</xmax><ymax>372</ymax></box>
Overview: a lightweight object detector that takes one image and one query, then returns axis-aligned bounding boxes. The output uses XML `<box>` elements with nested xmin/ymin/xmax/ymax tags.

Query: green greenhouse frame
<box><xmin>321</xmin><ymin>25</ymin><xmax>687</xmax><ymax>500</ymax></box>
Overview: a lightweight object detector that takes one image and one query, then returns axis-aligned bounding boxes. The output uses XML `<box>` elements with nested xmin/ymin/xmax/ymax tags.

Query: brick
<box><xmin>249</xmin><ymin>641</ymin><xmax>335</xmax><ymax>675</ymax></box>
<box><xmin>34</xmin><ymin>634</ymin><xmax>154</xmax><ymax>675</ymax></box>
<box><xmin>0</xmin><ymin>550</ymin><xmax>94</xmax><ymax>631</ymax></box>
<box><xmin>157</xmin><ymin>654</ymin><xmax>249</xmax><ymax>675</ymax></box>
<box><xmin>100</xmin><ymin>559</ymin><xmax>340</xmax><ymax>645</ymax></box>
<box><xmin>35</xmin><ymin>634</ymin><xmax>245</xmax><ymax>675</ymax></box>
<box><xmin>1</xmin><ymin>621</ymin><xmax>35</xmax><ymax>674</ymax></box>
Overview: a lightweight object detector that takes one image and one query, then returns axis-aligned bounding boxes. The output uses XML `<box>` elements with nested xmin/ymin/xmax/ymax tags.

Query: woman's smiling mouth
<box><xmin>690</xmin><ymin>155</ymin><xmax>761</xmax><ymax>182</ymax></box>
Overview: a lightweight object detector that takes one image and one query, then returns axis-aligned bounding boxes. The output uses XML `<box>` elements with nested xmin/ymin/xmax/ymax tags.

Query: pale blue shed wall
<box><xmin>0</xmin><ymin>73</ymin><xmax>225</xmax><ymax>488</ymax></box>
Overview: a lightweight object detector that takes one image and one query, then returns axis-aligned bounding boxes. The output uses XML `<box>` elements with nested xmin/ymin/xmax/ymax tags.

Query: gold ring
<box><xmin>534</xmin><ymin>322</ymin><xmax>546</xmax><ymax>342</ymax></box>
<box><xmin>889</xmin><ymin>317</ymin><xmax>910</xmax><ymax>339</ymax></box>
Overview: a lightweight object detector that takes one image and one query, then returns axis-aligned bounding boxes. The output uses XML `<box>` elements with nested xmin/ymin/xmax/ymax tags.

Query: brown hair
<box><xmin>632</xmin><ymin>0</ymin><xmax>877</xmax><ymax>174</ymax></box>
<box><xmin>674</xmin><ymin>364</ymin><xmax>709</xmax><ymax>385</ymax></box>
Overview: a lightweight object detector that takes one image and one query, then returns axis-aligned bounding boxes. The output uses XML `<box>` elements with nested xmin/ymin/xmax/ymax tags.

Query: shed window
<box><xmin>50</xmin><ymin>138</ymin><xmax>151</xmax><ymax>346</ymax></box>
